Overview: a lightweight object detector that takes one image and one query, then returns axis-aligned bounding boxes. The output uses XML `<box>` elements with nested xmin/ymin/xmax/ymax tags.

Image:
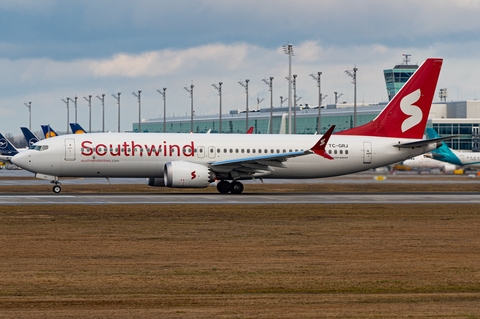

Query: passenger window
<box><xmin>345</xmin><ymin>150</ymin><xmax>349</xmax><ymax>155</ymax></box>
<box><xmin>247</xmin><ymin>149</ymin><xmax>250</xmax><ymax>153</ymax></box>
<box><xmin>241</xmin><ymin>149</ymin><xmax>245</xmax><ymax>153</ymax></box>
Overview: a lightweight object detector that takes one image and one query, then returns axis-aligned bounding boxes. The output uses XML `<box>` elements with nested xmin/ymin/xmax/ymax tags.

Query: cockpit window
<box><xmin>34</xmin><ymin>145</ymin><xmax>49</xmax><ymax>151</ymax></box>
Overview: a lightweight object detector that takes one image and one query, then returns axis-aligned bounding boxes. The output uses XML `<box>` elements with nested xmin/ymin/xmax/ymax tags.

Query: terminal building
<box><xmin>134</xmin><ymin>56</ymin><xmax>480</xmax><ymax>151</ymax></box>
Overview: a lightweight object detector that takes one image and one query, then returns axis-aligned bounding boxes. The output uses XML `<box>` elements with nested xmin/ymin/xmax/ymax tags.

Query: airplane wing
<box><xmin>210</xmin><ymin>125</ymin><xmax>335</xmax><ymax>177</ymax></box>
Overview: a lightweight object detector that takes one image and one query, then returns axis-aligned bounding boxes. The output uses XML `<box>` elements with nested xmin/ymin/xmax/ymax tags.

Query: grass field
<box><xmin>1</xmin><ymin>190</ymin><xmax>480</xmax><ymax>318</ymax></box>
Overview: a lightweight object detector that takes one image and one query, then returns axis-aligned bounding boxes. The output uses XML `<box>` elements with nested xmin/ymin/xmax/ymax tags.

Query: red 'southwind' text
<box><xmin>81</xmin><ymin>140</ymin><xmax>195</xmax><ymax>157</ymax></box>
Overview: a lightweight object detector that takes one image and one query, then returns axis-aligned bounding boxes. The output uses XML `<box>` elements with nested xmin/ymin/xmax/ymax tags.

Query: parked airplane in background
<box><xmin>426</xmin><ymin>128</ymin><xmax>480</xmax><ymax>169</ymax></box>
<box><xmin>21</xmin><ymin>127</ymin><xmax>40</xmax><ymax>147</ymax></box>
<box><xmin>41</xmin><ymin>125</ymin><xmax>59</xmax><ymax>139</ymax></box>
<box><xmin>0</xmin><ymin>133</ymin><xmax>23</xmax><ymax>161</ymax></box>
<box><xmin>12</xmin><ymin>58</ymin><xmax>448</xmax><ymax>194</ymax></box>
<box><xmin>70</xmin><ymin>123</ymin><xmax>87</xmax><ymax>134</ymax></box>
<box><xmin>402</xmin><ymin>154</ymin><xmax>456</xmax><ymax>172</ymax></box>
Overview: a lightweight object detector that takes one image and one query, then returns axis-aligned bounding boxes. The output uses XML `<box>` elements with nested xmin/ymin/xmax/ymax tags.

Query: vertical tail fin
<box><xmin>337</xmin><ymin>58</ymin><xmax>443</xmax><ymax>139</ymax></box>
<box><xmin>70</xmin><ymin>123</ymin><xmax>87</xmax><ymax>134</ymax></box>
<box><xmin>426</xmin><ymin>128</ymin><xmax>463</xmax><ymax>165</ymax></box>
<box><xmin>20</xmin><ymin>127</ymin><xmax>40</xmax><ymax>147</ymax></box>
<box><xmin>41</xmin><ymin>125</ymin><xmax>58</xmax><ymax>138</ymax></box>
<box><xmin>0</xmin><ymin>133</ymin><xmax>18</xmax><ymax>155</ymax></box>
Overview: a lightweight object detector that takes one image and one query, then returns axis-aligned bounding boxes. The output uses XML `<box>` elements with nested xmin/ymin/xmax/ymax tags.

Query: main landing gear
<box><xmin>216</xmin><ymin>180</ymin><xmax>244</xmax><ymax>194</ymax></box>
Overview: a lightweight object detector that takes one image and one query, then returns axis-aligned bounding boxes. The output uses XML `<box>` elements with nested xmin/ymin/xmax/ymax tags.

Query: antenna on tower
<box><xmin>402</xmin><ymin>54</ymin><xmax>411</xmax><ymax>65</ymax></box>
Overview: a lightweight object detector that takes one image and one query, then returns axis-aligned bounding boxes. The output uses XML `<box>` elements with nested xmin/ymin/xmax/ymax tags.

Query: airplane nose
<box><xmin>11</xmin><ymin>152</ymin><xmax>27</xmax><ymax>169</ymax></box>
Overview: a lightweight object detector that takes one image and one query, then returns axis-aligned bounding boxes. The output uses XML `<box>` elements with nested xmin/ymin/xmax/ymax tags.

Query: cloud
<box><xmin>89</xmin><ymin>43</ymin><xmax>255</xmax><ymax>78</ymax></box>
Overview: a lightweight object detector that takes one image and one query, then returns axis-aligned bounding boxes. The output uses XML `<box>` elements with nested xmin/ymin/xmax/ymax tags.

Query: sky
<box><xmin>1</xmin><ymin>0</ymin><xmax>480</xmax><ymax>137</ymax></box>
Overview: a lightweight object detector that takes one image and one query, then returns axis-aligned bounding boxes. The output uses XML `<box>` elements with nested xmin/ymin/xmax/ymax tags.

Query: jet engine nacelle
<box><xmin>164</xmin><ymin>161</ymin><xmax>214</xmax><ymax>188</ymax></box>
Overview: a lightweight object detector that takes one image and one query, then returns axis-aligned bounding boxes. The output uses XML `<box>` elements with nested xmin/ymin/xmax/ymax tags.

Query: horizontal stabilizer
<box><xmin>394</xmin><ymin>135</ymin><xmax>457</xmax><ymax>149</ymax></box>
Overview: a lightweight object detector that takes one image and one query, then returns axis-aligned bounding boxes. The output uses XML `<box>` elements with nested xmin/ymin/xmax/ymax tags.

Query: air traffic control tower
<box><xmin>383</xmin><ymin>54</ymin><xmax>418</xmax><ymax>100</ymax></box>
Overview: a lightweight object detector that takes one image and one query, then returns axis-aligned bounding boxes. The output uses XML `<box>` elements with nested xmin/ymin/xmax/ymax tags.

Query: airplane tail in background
<box><xmin>70</xmin><ymin>123</ymin><xmax>87</xmax><ymax>134</ymax></box>
<box><xmin>0</xmin><ymin>133</ymin><xmax>19</xmax><ymax>156</ymax></box>
<box><xmin>337</xmin><ymin>58</ymin><xmax>443</xmax><ymax>139</ymax></box>
<box><xmin>41</xmin><ymin>125</ymin><xmax>59</xmax><ymax>139</ymax></box>
<box><xmin>426</xmin><ymin>128</ymin><xmax>463</xmax><ymax>165</ymax></box>
<box><xmin>21</xmin><ymin>127</ymin><xmax>40</xmax><ymax>146</ymax></box>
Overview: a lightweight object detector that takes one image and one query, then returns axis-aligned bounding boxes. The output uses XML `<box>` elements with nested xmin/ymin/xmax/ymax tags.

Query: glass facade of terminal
<box><xmin>133</xmin><ymin>110</ymin><xmax>378</xmax><ymax>135</ymax></box>
<box><xmin>133</xmin><ymin>109</ymin><xmax>480</xmax><ymax>151</ymax></box>
<box><xmin>433</xmin><ymin>123</ymin><xmax>480</xmax><ymax>151</ymax></box>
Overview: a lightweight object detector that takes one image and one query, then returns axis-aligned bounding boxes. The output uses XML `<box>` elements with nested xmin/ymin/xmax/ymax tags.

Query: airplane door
<box><xmin>65</xmin><ymin>138</ymin><xmax>76</xmax><ymax>161</ymax></box>
<box><xmin>363</xmin><ymin>142</ymin><xmax>372</xmax><ymax>164</ymax></box>
<box><xmin>197</xmin><ymin>146</ymin><xmax>205</xmax><ymax>158</ymax></box>
<box><xmin>208</xmin><ymin>146</ymin><xmax>216</xmax><ymax>158</ymax></box>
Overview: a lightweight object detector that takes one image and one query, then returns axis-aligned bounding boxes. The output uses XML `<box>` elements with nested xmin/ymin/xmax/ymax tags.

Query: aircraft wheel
<box><xmin>53</xmin><ymin>185</ymin><xmax>61</xmax><ymax>194</ymax></box>
<box><xmin>230</xmin><ymin>181</ymin><xmax>244</xmax><ymax>194</ymax></box>
<box><xmin>216</xmin><ymin>180</ymin><xmax>231</xmax><ymax>194</ymax></box>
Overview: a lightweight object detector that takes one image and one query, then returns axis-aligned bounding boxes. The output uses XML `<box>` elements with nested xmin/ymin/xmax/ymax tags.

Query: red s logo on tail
<box><xmin>400</xmin><ymin>89</ymin><xmax>422</xmax><ymax>132</ymax></box>
<box><xmin>191</xmin><ymin>171</ymin><xmax>196</xmax><ymax>180</ymax></box>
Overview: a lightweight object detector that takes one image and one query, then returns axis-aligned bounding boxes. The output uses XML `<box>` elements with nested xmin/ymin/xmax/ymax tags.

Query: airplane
<box><xmin>401</xmin><ymin>154</ymin><xmax>456</xmax><ymax>172</ymax></box>
<box><xmin>427</xmin><ymin>128</ymin><xmax>480</xmax><ymax>169</ymax></box>
<box><xmin>12</xmin><ymin>58</ymin><xmax>448</xmax><ymax>194</ymax></box>
<box><xmin>41</xmin><ymin>125</ymin><xmax>59</xmax><ymax>138</ymax></box>
<box><xmin>21</xmin><ymin>127</ymin><xmax>40</xmax><ymax>147</ymax></box>
<box><xmin>70</xmin><ymin>123</ymin><xmax>87</xmax><ymax>134</ymax></box>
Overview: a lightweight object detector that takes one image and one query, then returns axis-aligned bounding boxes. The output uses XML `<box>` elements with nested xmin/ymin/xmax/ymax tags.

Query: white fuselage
<box><xmin>13</xmin><ymin>132</ymin><xmax>438</xmax><ymax>180</ymax></box>
<box><xmin>455</xmin><ymin>151</ymin><xmax>480</xmax><ymax>169</ymax></box>
<box><xmin>402</xmin><ymin>155</ymin><xmax>457</xmax><ymax>171</ymax></box>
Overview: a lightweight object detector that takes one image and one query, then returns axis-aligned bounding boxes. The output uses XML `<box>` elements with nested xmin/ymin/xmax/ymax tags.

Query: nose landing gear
<box><xmin>51</xmin><ymin>181</ymin><xmax>62</xmax><ymax>194</ymax></box>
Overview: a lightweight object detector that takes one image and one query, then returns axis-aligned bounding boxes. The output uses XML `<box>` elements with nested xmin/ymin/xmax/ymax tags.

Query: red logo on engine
<box><xmin>191</xmin><ymin>171</ymin><xmax>196</xmax><ymax>179</ymax></box>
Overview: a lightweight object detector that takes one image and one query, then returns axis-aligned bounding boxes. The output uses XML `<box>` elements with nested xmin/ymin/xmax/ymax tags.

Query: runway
<box><xmin>0</xmin><ymin>192</ymin><xmax>479</xmax><ymax>204</ymax></box>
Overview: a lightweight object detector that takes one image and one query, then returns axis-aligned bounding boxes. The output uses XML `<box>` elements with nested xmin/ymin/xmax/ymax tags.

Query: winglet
<box><xmin>311</xmin><ymin>125</ymin><xmax>335</xmax><ymax>160</ymax></box>
<box><xmin>246</xmin><ymin>126</ymin><xmax>254</xmax><ymax>134</ymax></box>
